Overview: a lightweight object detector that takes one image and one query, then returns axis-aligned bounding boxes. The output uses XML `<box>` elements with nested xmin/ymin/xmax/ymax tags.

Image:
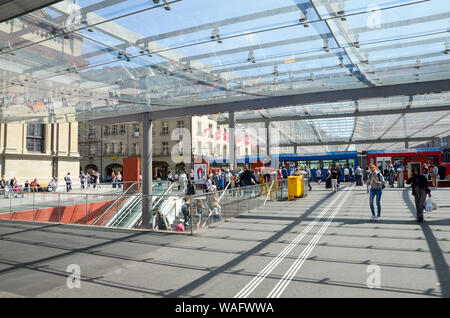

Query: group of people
<box><xmin>364</xmin><ymin>164</ymin><xmax>434</xmax><ymax>223</ymax></box>
<box><xmin>1</xmin><ymin>175</ymin><xmax>56</xmax><ymax>197</ymax></box>
<box><xmin>78</xmin><ymin>170</ymin><xmax>102</xmax><ymax>190</ymax></box>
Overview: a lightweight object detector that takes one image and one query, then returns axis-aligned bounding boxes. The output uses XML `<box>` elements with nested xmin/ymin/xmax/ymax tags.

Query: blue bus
<box><xmin>272</xmin><ymin>151</ymin><xmax>358</xmax><ymax>181</ymax></box>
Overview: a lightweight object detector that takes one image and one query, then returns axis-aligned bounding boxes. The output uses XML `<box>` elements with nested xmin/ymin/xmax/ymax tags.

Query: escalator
<box><xmin>105</xmin><ymin>181</ymin><xmax>179</xmax><ymax>229</ymax></box>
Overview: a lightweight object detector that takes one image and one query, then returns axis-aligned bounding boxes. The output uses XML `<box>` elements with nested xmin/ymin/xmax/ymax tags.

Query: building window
<box><xmin>133</xmin><ymin>143</ymin><xmax>140</xmax><ymax>155</ymax></box>
<box><xmin>26</xmin><ymin>124</ymin><xmax>45</xmax><ymax>153</ymax></box>
<box><xmin>209</xmin><ymin>142</ymin><xmax>213</xmax><ymax>155</ymax></box>
<box><xmin>120</xmin><ymin>124</ymin><xmax>126</xmax><ymax>134</ymax></box>
<box><xmin>177</xmin><ymin>120</ymin><xmax>184</xmax><ymax>129</ymax></box>
<box><xmin>89</xmin><ymin>143</ymin><xmax>96</xmax><ymax>155</ymax></box>
<box><xmin>112</xmin><ymin>124</ymin><xmax>118</xmax><ymax>135</ymax></box>
<box><xmin>133</xmin><ymin>125</ymin><xmax>140</xmax><ymax>137</ymax></box>
<box><xmin>223</xmin><ymin>145</ymin><xmax>227</xmax><ymax>155</ymax></box>
<box><xmin>162</xmin><ymin>142</ymin><xmax>169</xmax><ymax>155</ymax></box>
<box><xmin>88</xmin><ymin>127</ymin><xmax>96</xmax><ymax>139</ymax></box>
<box><xmin>223</xmin><ymin>128</ymin><xmax>227</xmax><ymax>140</ymax></box>
<box><xmin>104</xmin><ymin>143</ymin><xmax>108</xmax><ymax>154</ymax></box>
<box><xmin>216</xmin><ymin>144</ymin><xmax>221</xmax><ymax>156</ymax></box>
<box><xmin>104</xmin><ymin>126</ymin><xmax>110</xmax><ymax>136</ymax></box>
<box><xmin>208</xmin><ymin>124</ymin><xmax>213</xmax><ymax>138</ymax></box>
<box><xmin>161</xmin><ymin>122</ymin><xmax>169</xmax><ymax>135</ymax></box>
<box><xmin>113</xmin><ymin>143</ymin><xmax>119</xmax><ymax>154</ymax></box>
<box><xmin>197</xmin><ymin>141</ymin><xmax>202</xmax><ymax>154</ymax></box>
<box><xmin>197</xmin><ymin>121</ymin><xmax>202</xmax><ymax>136</ymax></box>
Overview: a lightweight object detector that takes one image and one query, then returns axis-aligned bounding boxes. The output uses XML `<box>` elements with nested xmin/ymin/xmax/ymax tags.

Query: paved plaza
<box><xmin>0</xmin><ymin>185</ymin><xmax>448</xmax><ymax>298</ymax></box>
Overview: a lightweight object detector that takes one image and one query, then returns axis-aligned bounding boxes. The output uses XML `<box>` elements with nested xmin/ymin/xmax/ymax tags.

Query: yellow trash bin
<box><xmin>288</xmin><ymin>175</ymin><xmax>304</xmax><ymax>200</ymax></box>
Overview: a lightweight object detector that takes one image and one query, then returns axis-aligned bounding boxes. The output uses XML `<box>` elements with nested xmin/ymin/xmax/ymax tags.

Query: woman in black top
<box><xmin>406</xmin><ymin>168</ymin><xmax>431</xmax><ymax>222</ymax></box>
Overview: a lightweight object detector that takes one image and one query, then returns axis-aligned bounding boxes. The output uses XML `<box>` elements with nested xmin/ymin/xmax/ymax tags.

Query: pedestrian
<box><xmin>241</xmin><ymin>164</ymin><xmax>254</xmax><ymax>187</ymax></box>
<box><xmin>406</xmin><ymin>167</ymin><xmax>431</xmax><ymax>223</ymax></box>
<box><xmin>423</xmin><ymin>163</ymin><xmax>429</xmax><ymax>181</ymax></box>
<box><xmin>355</xmin><ymin>166</ymin><xmax>362</xmax><ymax>186</ymax></box>
<box><xmin>205</xmin><ymin>176</ymin><xmax>212</xmax><ymax>192</ymax></box>
<box><xmin>175</xmin><ymin>219</ymin><xmax>185</xmax><ymax>232</ymax></box>
<box><xmin>367</xmin><ymin>164</ymin><xmax>385</xmax><ymax>221</ymax></box>
<box><xmin>48</xmin><ymin>178</ymin><xmax>56</xmax><ymax>192</ymax></box>
<box><xmin>316</xmin><ymin>168</ymin><xmax>322</xmax><ymax>185</ymax></box>
<box><xmin>111</xmin><ymin>171</ymin><xmax>117</xmax><ymax>188</ymax></box>
<box><xmin>431</xmin><ymin>164</ymin><xmax>439</xmax><ymax>189</ymax></box>
<box><xmin>438</xmin><ymin>163</ymin><xmax>446</xmax><ymax>180</ymax></box>
<box><xmin>186</xmin><ymin>179</ymin><xmax>196</xmax><ymax>196</ymax></box>
<box><xmin>80</xmin><ymin>171</ymin><xmax>86</xmax><ymax>189</ymax></box>
<box><xmin>225</xmin><ymin>169</ymin><xmax>232</xmax><ymax>189</ymax></box>
<box><xmin>306</xmin><ymin>166</ymin><xmax>312</xmax><ymax>191</ymax></box>
<box><xmin>181</xmin><ymin>198</ymin><xmax>191</xmax><ymax>226</ymax></box>
<box><xmin>344</xmin><ymin>166</ymin><xmax>350</xmax><ymax>182</ymax></box>
<box><xmin>281</xmin><ymin>166</ymin><xmax>288</xmax><ymax>179</ymax></box>
<box><xmin>179</xmin><ymin>171</ymin><xmax>187</xmax><ymax>192</ymax></box>
<box><xmin>364</xmin><ymin>166</ymin><xmax>371</xmax><ymax>193</ymax></box>
<box><xmin>325</xmin><ymin>167</ymin><xmax>332</xmax><ymax>189</ymax></box>
<box><xmin>116</xmin><ymin>171</ymin><xmax>122</xmax><ymax>188</ymax></box>
<box><xmin>331</xmin><ymin>166</ymin><xmax>339</xmax><ymax>193</ymax></box>
<box><xmin>389</xmin><ymin>164</ymin><xmax>396</xmax><ymax>188</ymax></box>
<box><xmin>0</xmin><ymin>175</ymin><xmax>6</xmax><ymax>197</ymax></box>
<box><xmin>64</xmin><ymin>172</ymin><xmax>72</xmax><ymax>192</ymax></box>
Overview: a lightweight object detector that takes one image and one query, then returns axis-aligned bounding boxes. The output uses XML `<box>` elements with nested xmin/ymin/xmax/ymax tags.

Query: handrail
<box><xmin>91</xmin><ymin>181</ymin><xmax>140</xmax><ymax>225</ymax></box>
<box><xmin>217</xmin><ymin>180</ymin><xmax>232</xmax><ymax>203</ymax></box>
<box><xmin>264</xmin><ymin>181</ymin><xmax>276</xmax><ymax>206</ymax></box>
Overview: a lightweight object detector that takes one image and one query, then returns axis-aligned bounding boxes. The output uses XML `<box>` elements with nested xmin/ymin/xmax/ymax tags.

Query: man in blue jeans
<box><xmin>367</xmin><ymin>164</ymin><xmax>385</xmax><ymax>221</ymax></box>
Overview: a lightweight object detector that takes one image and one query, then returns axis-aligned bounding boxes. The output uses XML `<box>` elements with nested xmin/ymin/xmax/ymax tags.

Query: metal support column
<box><xmin>141</xmin><ymin>112</ymin><xmax>153</xmax><ymax>229</ymax></box>
<box><xmin>265</xmin><ymin>120</ymin><xmax>271</xmax><ymax>156</ymax></box>
<box><xmin>294</xmin><ymin>146</ymin><xmax>298</xmax><ymax>154</ymax></box>
<box><xmin>405</xmin><ymin>141</ymin><xmax>409</xmax><ymax>149</ymax></box>
<box><xmin>229</xmin><ymin>112</ymin><xmax>237</xmax><ymax>173</ymax></box>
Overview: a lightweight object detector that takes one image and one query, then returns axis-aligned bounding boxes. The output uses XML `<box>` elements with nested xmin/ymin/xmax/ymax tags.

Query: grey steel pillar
<box><xmin>265</xmin><ymin>120</ymin><xmax>271</xmax><ymax>156</ymax></box>
<box><xmin>142</xmin><ymin>112</ymin><xmax>153</xmax><ymax>229</ymax></box>
<box><xmin>405</xmin><ymin>141</ymin><xmax>409</xmax><ymax>149</ymax></box>
<box><xmin>294</xmin><ymin>145</ymin><xmax>298</xmax><ymax>154</ymax></box>
<box><xmin>229</xmin><ymin>112</ymin><xmax>237</xmax><ymax>173</ymax></box>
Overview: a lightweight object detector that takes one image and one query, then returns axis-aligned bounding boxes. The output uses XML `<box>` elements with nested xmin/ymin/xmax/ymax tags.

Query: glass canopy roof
<box><xmin>0</xmin><ymin>0</ymin><xmax>449</xmax><ymax>152</ymax></box>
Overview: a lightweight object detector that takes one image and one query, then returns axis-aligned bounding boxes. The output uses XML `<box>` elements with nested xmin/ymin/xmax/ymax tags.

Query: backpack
<box><xmin>181</xmin><ymin>204</ymin><xmax>189</xmax><ymax>215</ymax></box>
<box><xmin>377</xmin><ymin>172</ymin><xmax>385</xmax><ymax>189</ymax></box>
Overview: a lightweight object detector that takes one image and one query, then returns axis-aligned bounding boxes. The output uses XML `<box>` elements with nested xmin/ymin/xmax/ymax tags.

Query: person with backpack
<box><xmin>430</xmin><ymin>165</ymin><xmax>439</xmax><ymax>189</ymax></box>
<box><xmin>64</xmin><ymin>172</ymin><xmax>72</xmax><ymax>192</ymax></box>
<box><xmin>406</xmin><ymin>167</ymin><xmax>431</xmax><ymax>223</ymax></box>
<box><xmin>181</xmin><ymin>199</ymin><xmax>191</xmax><ymax>226</ymax></box>
<box><xmin>367</xmin><ymin>164</ymin><xmax>385</xmax><ymax>221</ymax></box>
<box><xmin>186</xmin><ymin>179</ymin><xmax>196</xmax><ymax>196</ymax></box>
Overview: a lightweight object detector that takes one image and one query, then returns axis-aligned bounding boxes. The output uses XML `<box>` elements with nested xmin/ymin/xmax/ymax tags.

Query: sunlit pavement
<box><xmin>0</xmin><ymin>184</ymin><xmax>448</xmax><ymax>298</ymax></box>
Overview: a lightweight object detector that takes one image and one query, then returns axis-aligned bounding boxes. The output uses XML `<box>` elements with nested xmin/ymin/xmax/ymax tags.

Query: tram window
<box><xmin>309</xmin><ymin>160</ymin><xmax>320</xmax><ymax>169</ymax></box>
<box><xmin>335</xmin><ymin>159</ymin><xmax>347</xmax><ymax>168</ymax></box>
<box><xmin>427</xmin><ymin>156</ymin><xmax>439</xmax><ymax>166</ymax></box>
<box><xmin>393</xmin><ymin>156</ymin><xmax>406</xmax><ymax>170</ymax></box>
<box><xmin>348</xmin><ymin>159</ymin><xmax>355</xmax><ymax>168</ymax></box>
<box><xmin>297</xmin><ymin>160</ymin><xmax>307</xmax><ymax>168</ymax></box>
<box><xmin>370</xmin><ymin>158</ymin><xmax>375</xmax><ymax>165</ymax></box>
<box><xmin>322</xmin><ymin>160</ymin><xmax>333</xmax><ymax>169</ymax></box>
